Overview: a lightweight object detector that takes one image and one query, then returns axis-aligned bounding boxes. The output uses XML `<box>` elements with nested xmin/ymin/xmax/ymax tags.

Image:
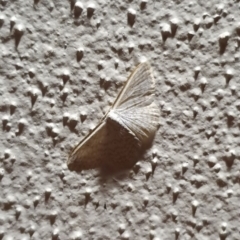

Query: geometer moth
<box><xmin>67</xmin><ymin>62</ymin><xmax>160</xmax><ymax>171</ymax></box>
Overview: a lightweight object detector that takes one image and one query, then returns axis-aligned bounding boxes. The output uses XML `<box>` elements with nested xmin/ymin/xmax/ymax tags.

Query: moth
<box><xmin>68</xmin><ymin>62</ymin><xmax>160</xmax><ymax>171</ymax></box>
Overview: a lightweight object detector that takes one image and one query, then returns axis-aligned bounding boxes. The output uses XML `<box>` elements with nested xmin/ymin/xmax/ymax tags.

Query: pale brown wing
<box><xmin>68</xmin><ymin>121</ymin><xmax>108</xmax><ymax>170</ymax></box>
<box><xmin>109</xmin><ymin>62</ymin><xmax>160</xmax><ymax>144</ymax></box>
<box><xmin>67</xmin><ymin>119</ymin><xmax>141</xmax><ymax>171</ymax></box>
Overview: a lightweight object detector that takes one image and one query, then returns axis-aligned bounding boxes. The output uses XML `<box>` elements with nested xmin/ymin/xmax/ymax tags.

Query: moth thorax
<box><xmin>107</xmin><ymin>110</ymin><xmax>124</xmax><ymax>127</ymax></box>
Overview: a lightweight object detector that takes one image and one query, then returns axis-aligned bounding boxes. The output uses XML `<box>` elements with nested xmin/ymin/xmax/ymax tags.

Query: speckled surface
<box><xmin>1</xmin><ymin>0</ymin><xmax>240</xmax><ymax>239</ymax></box>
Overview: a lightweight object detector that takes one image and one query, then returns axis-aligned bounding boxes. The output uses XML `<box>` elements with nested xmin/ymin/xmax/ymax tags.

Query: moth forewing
<box><xmin>109</xmin><ymin>62</ymin><xmax>160</xmax><ymax>145</ymax></box>
<box><xmin>67</xmin><ymin>121</ymin><xmax>107</xmax><ymax>168</ymax></box>
<box><xmin>112</xmin><ymin>62</ymin><xmax>155</xmax><ymax>109</ymax></box>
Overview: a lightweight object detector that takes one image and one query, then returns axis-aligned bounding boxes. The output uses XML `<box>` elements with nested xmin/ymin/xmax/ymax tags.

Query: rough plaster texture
<box><xmin>0</xmin><ymin>0</ymin><xmax>240</xmax><ymax>239</ymax></box>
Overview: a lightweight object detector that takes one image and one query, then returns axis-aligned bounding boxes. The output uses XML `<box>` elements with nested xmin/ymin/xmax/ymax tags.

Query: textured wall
<box><xmin>0</xmin><ymin>0</ymin><xmax>240</xmax><ymax>239</ymax></box>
